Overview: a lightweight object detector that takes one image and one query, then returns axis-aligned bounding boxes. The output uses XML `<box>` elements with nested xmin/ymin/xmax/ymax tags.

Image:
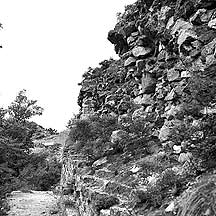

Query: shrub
<box><xmin>136</xmin><ymin>168</ymin><xmax>188</xmax><ymax>209</ymax></box>
<box><xmin>67</xmin><ymin>115</ymin><xmax>118</xmax><ymax>160</ymax></box>
<box><xmin>177</xmin><ymin>174</ymin><xmax>216</xmax><ymax>216</ymax></box>
<box><xmin>169</xmin><ymin>114</ymin><xmax>216</xmax><ymax>171</ymax></box>
<box><xmin>18</xmin><ymin>153</ymin><xmax>62</xmax><ymax>191</ymax></box>
<box><xmin>181</xmin><ymin>73</ymin><xmax>216</xmax><ymax>117</ymax></box>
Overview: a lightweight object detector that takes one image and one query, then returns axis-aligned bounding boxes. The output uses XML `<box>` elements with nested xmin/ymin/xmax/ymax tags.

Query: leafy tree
<box><xmin>0</xmin><ymin>90</ymin><xmax>45</xmax><ymax>214</ymax></box>
<box><xmin>8</xmin><ymin>89</ymin><xmax>43</xmax><ymax>123</ymax></box>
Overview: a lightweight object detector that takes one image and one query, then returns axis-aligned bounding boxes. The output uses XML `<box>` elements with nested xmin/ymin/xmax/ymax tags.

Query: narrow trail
<box><xmin>7</xmin><ymin>191</ymin><xmax>60</xmax><ymax>216</ymax></box>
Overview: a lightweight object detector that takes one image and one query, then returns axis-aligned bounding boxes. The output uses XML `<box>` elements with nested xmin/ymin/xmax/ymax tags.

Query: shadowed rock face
<box><xmin>107</xmin><ymin>30</ymin><xmax>129</xmax><ymax>55</ymax></box>
<box><xmin>61</xmin><ymin>0</ymin><xmax>216</xmax><ymax>215</ymax></box>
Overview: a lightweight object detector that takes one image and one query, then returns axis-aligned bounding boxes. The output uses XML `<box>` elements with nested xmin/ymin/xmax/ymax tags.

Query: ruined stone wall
<box><xmin>60</xmin><ymin>0</ymin><xmax>216</xmax><ymax>215</ymax></box>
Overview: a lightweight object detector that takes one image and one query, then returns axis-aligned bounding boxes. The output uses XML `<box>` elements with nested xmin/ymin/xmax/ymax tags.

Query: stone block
<box><xmin>124</xmin><ymin>57</ymin><xmax>136</xmax><ymax>67</ymax></box>
<box><xmin>110</xmin><ymin>130</ymin><xmax>129</xmax><ymax>144</ymax></box>
<box><xmin>132</xmin><ymin>46</ymin><xmax>153</xmax><ymax>58</ymax></box>
<box><xmin>141</xmin><ymin>72</ymin><xmax>156</xmax><ymax>94</ymax></box>
<box><xmin>167</xmin><ymin>68</ymin><xmax>180</xmax><ymax>82</ymax></box>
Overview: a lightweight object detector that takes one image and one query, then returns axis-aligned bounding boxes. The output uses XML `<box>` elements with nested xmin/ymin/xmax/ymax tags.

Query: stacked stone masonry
<box><xmin>61</xmin><ymin>0</ymin><xmax>216</xmax><ymax>215</ymax></box>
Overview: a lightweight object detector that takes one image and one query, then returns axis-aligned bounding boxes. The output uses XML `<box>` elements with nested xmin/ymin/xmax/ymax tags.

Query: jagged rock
<box><xmin>178</xmin><ymin>0</ymin><xmax>195</xmax><ymax>20</ymax></box>
<box><xmin>127</xmin><ymin>36</ymin><xmax>136</xmax><ymax>46</ymax></box>
<box><xmin>164</xmin><ymin>104</ymin><xmax>182</xmax><ymax>119</ymax></box>
<box><xmin>201</xmin><ymin>38</ymin><xmax>216</xmax><ymax>57</ymax></box>
<box><xmin>104</xmin><ymin>94</ymin><xmax>115</xmax><ymax>103</ymax></box>
<box><xmin>206</xmin><ymin>54</ymin><xmax>216</xmax><ymax>66</ymax></box>
<box><xmin>124</xmin><ymin>57</ymin><xmax>136</xmax><ymax>67</ymax></box>
<box><xmin>167</xmin><ymin>68</ymin><xmax>180</xmax><ymax>82</ymax></box>
<box><xmin>171</xmin><ymin>19</ymin><xmax>197</xmax><ymax>55</ymax></box>
<box><xmin>174</xmin><ymin>80</ymin><xmax>187</xmax><ymax>96</ymax></box>
<box><xmin>190</xmin><ymin>9</ymin><xmax>207</xmax><ymax>25</ymax></box>
<box><xmin>118</xmin><ymin>114</ymin><xmax>131</xmax><ymax>126</ymax></box>
<box><xmin>134</xmin><ymin>94</ymin><xmax>154</xmax><ymax>106</ymax></box>
<box><xmin>179</xmin><ymin>32</ymin><xmax>197</xmax><ymax>54</ymax></box>
<box><xmin>141</xmin><ymin>72</ymin><xmax>156</xmax><ymax>94</ymax></box>
<box><xmin>130</xmin><ymin>165</ymin><xmax>141</xmax><ymax>173</ymax></box>
<box><xmin>145</xmin><ymin>57</ymin><xmax>157</xmax><ymax>71</ymax></box>
<box><xmin>157</xmin><ymin>50</ymin><xmax>166</xmax><ymax>62</ymax></box>
<box><xmin>200</xmin><ymin>9</ymin><xmax>215</xmax><ymax>23</ymax></box>
<box><xmin>93</xmin><ymin>157</ymin><xmax>108</xmax><ymax>168</ymax></box>
<box><xmin>122</xmin><ymin>21</ymin><xmax>137</xmax><ymax>37</ymax></box>
<box><xmin>146</xmin><ymin>173</ymin><xmax>159</xmax><ymax>185</ymax></box>
<box><xmin>100</xmin><ymin>209</ymin><xmax>111</xmax><ymax>216</ymax></box>
<box><xmin>136</xmin><ymin>59</ymin><xmax>145</xmax><ymax>72</ymax></box>
<box><xmin>173</xmin><ymin>145</ymin><xmax>182</xmax><ymax>154</ymax></box>
<box><xmin>198</xmin><ymin>0</ymin><xmax>216</xmax><ymax>10</ymax></box>
<box><xmin>159</xmin><ymin>119</ymin><xmax>181</xmax><ymax>142</ymax></box>
<box><xmin>166</xmin><ymin>16</ymin><xmax>175</xmax><ymax>29</ymax></box>
<box><xmin>132</xmin><ymin>46</ymin><xmax>153</xmax><ymax>58</ymax></box>
<box><xmin>146</xmin><ymin>140</ymin><xmax>161</xmax><ymax>154</ymax></box>
<box><xmin>107</xmin><ymin>30</ymin><xmax>128</xmax><ymax>55</ymax></box>
<box><xmin>197</xmin><ymin>28</ymin><xmax>216</xmax><ymax>44</ymax></box>
<box><xmin>208</xmin><ymin>18</ymin><xmax>216</xmax><ymax>29</ymax></box>
<box><xmin>162</xmin><ymin>141</ymin><xmax>175</xmax><ymax>149</ymax></box>
<box><xmin>181</xmin><ymin>70</ymin><xmax>191</xmax><ymax>78</ymax></box>
<box><xmin>132</xmin><ymin>107</ymin><xmax>146</xmax><ymax>121</ymax></box>
<box><xmin>191</xmin><ymin>40</ymin><xmax>203</xmax><ymax>51</ymax></box>
<box><xmin>131</xmin><ymin>31</ymin><xmax>139</xmax><ymax>37</ymax></box>
<box><xmin>178</xmin><ymin>152</ymin><xmax>192</xmax><ymax>163</ymax></box>
<box><xmin>136</xmin><ymin>35</ymin><xmax>154</xmax><ymax>47</ymax></box>
<box><xmin>171</xmin><ymin>19</ymin><xmax>193</xmax><ymax>37</ymax></box>
<box><xmin>158</xmin><ymin>5</ymin><xmax>173</xmax><ymax>24</ymax></box>
<box><xmin>110</xmin><ymin>130</ymin><xmax>129</xmax><ymax>144</ymax></box>
<box><xmin>121</xmin><ymin>50</ymin><xmax>133</xmax><ymax>59</ymax></box>
<box><xmin>165</xmin><ymin>89</ymin><xmax>176</xmax><ymax>101</ymax></box>
<box><xmin>166</xmin><ymin>51</ymin><xmax>178</xmax><ymax>61</ymax></box>
<box><xmin>165</xmin><ymin>201</ymin><xmax>175</xmax><ymax>212</ymax></box>
<box><xmin>117</xmin><ymin>99</ymin><xmax>132</xmax><ymax>114</ymax></box>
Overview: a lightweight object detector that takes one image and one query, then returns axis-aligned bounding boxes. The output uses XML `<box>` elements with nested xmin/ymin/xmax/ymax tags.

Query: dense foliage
<box><xmin>67</xmin><ymin>115</ymin><xmax>119</xmax><ymax>160</ymax></box>
<box><xmin>181</xmin><ymin>73</ymin><xmax>216</xmax><ymax>117</ymax></box>
<box><xmin>0</xmin><ymin>90</ymin><xmax>61</xmax><ymax>215</ymax></box>
<box><xmin>17</xmin><ymin>153</ymin><xmax>62</xmax><ymax>191</ymax></box>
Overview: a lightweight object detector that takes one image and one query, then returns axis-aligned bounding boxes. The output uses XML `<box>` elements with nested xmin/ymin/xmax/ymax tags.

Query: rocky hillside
<box><xmin>60</xmin><ymin>0</ymin><xmax>216</xmax><ymax>215</ymax></box>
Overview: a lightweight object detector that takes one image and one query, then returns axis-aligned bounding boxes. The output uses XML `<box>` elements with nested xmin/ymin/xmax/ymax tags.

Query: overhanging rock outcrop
<box><xmin>60</xmin><ymin>0</ymin><xmax>216</xmax><ymax>215</ymax></box>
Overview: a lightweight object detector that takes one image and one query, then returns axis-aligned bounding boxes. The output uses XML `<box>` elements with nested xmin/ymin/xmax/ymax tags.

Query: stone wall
<box><xmin>60</xmin><ymin>0</ymin><xmax>216</xmax><ymax>215</ymax></box>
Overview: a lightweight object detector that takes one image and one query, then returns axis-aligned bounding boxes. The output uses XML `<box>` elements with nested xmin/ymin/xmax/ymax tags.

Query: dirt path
<box><xmin>7</xmin><ymin>190</ymin><xmax>60</xmax><ymax>216</ymax></box>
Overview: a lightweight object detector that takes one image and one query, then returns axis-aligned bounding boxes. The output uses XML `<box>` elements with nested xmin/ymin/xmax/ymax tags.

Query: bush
<box><xmin>0</xmin><ymin>90</ymin><xmax>61</xmax><ymax>215</ymax></box>
<box><xmin>67</xmin><ymin>115</ymin><xmax>118</xmax><ymax>160</ymax></box>
<box><xmin>181</xmin><ymin>73</ymin><xmax>216</xmax><ymax>117</ymax></box>
<box><xmin>136</xmin><ymin>168</ymin><xmax>188</xmax><ymax>209</ymax></box>
<box><xmin>169</xmin><ymin>114</ymin><xmax>216</xmax><ymax>171</ymax></box>
<box><xmin>18</xmin><ymin>153</ymin><xmax>62</xmax><ymax>191</ymax></box>
<box><xmin>67</xmin><ymin>111</ymin><xmax>163</xmax><ymax>160</ymax></box>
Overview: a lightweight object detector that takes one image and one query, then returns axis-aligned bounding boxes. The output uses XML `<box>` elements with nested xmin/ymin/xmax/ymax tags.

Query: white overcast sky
<box><xmin>0</xmin><ymin>0</ymin><xmax>136</xmax><ymax>131</ymax></box>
